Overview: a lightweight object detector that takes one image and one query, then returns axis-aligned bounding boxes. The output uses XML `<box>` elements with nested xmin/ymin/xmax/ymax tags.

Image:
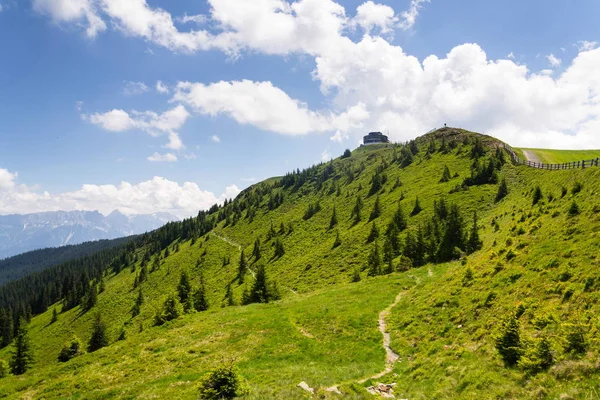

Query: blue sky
<box><xmin>0</xmin><ymin>0</ymin><xmax>599</xmax><ymax>218</ymax></box>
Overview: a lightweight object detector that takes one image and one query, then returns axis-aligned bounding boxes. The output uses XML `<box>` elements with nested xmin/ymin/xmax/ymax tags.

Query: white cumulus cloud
<box><xmin>123</xmin><ymin>81</ymin><xmax>150</xmax><ymax>96</ymax></box>
<box><xmin>0</xmin><ymin>168</ymin><xmax>238</xmax><ymax>218</ymax></box>
<box><xmin>147</xmin><ymin>152</ymin><xmax>177</xmax><ymax>162</ymax></box>
<box><xmin>546</xmin><ymin>53</ymin><xmax>562</xmax><ymax>68</ymax></box>
<box><xmin>33</xmin><ymin>0</ymin><xmax>106</xmax><ymax>38</ymax></box>
<box><xmin>211</xmin><ymin>135</ymin><xmax>221</xmax><ymax>143</ymax></box>
<box><xmin>352</xmin><ymin>1</ymin><xmax>398</xmax><ymax>35</ymax></box>
<box><xmin>398</xmin><ymin>0</ymin><xmax>429</xmax><ymax>30</ymax></box>
<box><xmin>156</xmin><ymin>80</ymin><xmax>170</xmax><ymax>94</ymax></box>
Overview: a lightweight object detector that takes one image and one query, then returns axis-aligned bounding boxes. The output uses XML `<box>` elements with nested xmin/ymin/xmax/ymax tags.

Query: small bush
<box><xmin>532</xmin><ymin>186</ymin><xmax>543</xmax><ymax>205</ymax></box>
<box><xmin>571</xmin><ymin>181</ymin><xmax>583</xmax><ymax>195</ymax></box>
<box><xmin>495</xmin><ymin>312</ymin><xmax>522</xmax><ymax>366</ymax></box>
<box><xmin>58</xmin><ymin>336</ymin><xmax>85</xmax><ymax>362</ymax></box>
<box><xmin>518</xmin><ymin>336</ymin><xmax>554</xmax><ymax>374</ymax></box>
<box><xmin>568</xmin><ymin>201</ymin><xmax>580</xmax><ymax>216</ymax></box>
<box><xmin>0</xmin><ymin>359</ymin><xmax>7</xmax><ymax>378</ymax></box>
<box><xmin>198</xmin><ymin>362</ymin><xmax>246</xmax><ymax>399</ymax></box>
<box><xmin>563</xmin><ymin>323</ymin><xmax>587</xmax><ymax>355</ymax></box>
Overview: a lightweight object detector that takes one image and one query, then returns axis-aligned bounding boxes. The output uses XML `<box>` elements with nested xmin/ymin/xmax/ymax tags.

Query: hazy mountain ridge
<box><xmin>0</xmin><ymin>210</ymin><xmax>179</xmax><ymax>260</ymax></box>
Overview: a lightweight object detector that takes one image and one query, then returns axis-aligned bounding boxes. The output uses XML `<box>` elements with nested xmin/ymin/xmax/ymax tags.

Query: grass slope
<box><xmin>1</xmin><ymin>128</ymin><xmax>600</xmax><ymax>399</ymax></box>
<box><xmin>516</xmin><ymin>148</ymin><xmax>600</xmax><ymax>164</ymax></box>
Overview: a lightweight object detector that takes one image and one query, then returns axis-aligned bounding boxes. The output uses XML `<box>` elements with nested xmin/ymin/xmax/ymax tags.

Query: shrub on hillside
<box><xmin>532</xmin><ymin>186</ymin><xmax>543</xmax><ymax>205</ymax></box>
<box><xmin>198</xmin><ymin>362</ymin><xmax>246</xmax><ymax>399</ymax></box>
<box><xmin>0</xmin><ymin>359</ymin><xmax>7</xmax><ymax>378</ymax></box>
<box><xmin>518</xmin><ymin>336</ymin><xmax>554</xmax><ymax>374</ymax></box>
<box><xmin>58</xmin><ymin>336</ymin><xmax>85</xmax><ymax>362</ymax></box>
<box><xmin>495</xmin><ymin>312</ymin><xmax>522</xmax><ymax>367</ymax></box>
<box><xmin>568</xmin><ymin>201</ymin><xmax>580</xmax><ymax>217</ymax></box>
<box><xmin>153</xmin><ymin>295</ymin><xmax>184</xmax><ymax>326</ymax></box>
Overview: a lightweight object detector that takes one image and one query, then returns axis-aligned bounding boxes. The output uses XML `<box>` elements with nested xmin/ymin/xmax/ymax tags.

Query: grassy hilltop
<box><xmin>1</xmin><ymin>128</ymin><xmax>600</xmax><ymax>399</ymax></box>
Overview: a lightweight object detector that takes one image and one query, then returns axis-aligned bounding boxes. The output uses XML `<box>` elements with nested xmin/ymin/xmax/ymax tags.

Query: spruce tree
<box><xmin>177</xmin><ymin>271</ymin><xmax>192</xmax><ymax>307</ymax></box>
<box><xmin>154</xmin><ymin>295</ymin><xmax>183</xmax><ymax>326</ymax></box>
<box><xmin>250</xmin><ymin>265</ymin><xmax>270</xmax><ymax>304</ymax></box>
<box><xmin>224</xmin><ymin>284</ymin><xmax>236</xmax><ymax>307</ymax></box>
<box><xmin>131</xmin><ymin>288</ymin><xmax>144</xmax><ymax>317</ymax></box>
<box><xmin>238</xmin><ymin>250</ymin><xmax>248</xmax><ymax>284</ymax></box>
<box><xmin>411</xmin><ymin>196</ymin><xmax>423</xmax><ymax>216</ymax></box>
<box><xmin>329</xmin><ymin>206</ymin><xmax>338</xmax><ymax>229</ymax></box>
<box><xmin>366</xmin><ymin>222</ymin><xmax>379</xmax><ymax>243</ymax></box>
<box><xmin>0</xmin><ymin>308</ymin><xmax>12</xmax><ymax>348</ymax></box>
<box><xmin>85</xmin><ymin>284</ymin><xmax>98</xmax><ymax>311</ymax></box>
<box><xmin>495</xmin><ymin>177</ymin><xmax>508</xmax><ymax>202</ymax></box>
<box><xmin>274</xmin><ymin>238</ymin><xmax>285</xmax><ymax>258</ymax></box>
<box><xmin>367</xmin><ymin>243</ymin><xmax>382</xmax><ymax>277</ymax></box>
<box><xmin>87</xmin><ymin>313</ymin><xmax>109</xmax><ymax>352</ymax></box>
<box><xmin>332</xmin><ymin>231</ymin><xmax>342</xmax><ymax>249</ymax></box>
<box><xmin>9</xmin><ymin>318</ymin><xmax>33</xmax><ymax>375</ymax></box>
<box><xmin>51</xmin><ymin>308</ymin><xmax>58</xmax><ymax>324</ymax></box>
<box><xmin>151</xmin><ymin>256</ymin><xmax>161</xmax><ymax>272</ymax></box>
<box><xmin>391</xmin><ymin>203</ymin><xmax>407</xmax><ymax>231</ymax></box>
<box><xmin>351</xmin><ymin>195</ymin><xmax>363</xmax><ymax>225</ymax></box>
<box><xmin>252</xmin><ymin>238</ymin><xmax>261</xmax><ymax>261</ymax></box>
<box><xmin>466</xmin><ymin>211</ymin><xmax>483</xmax><ymax>254</ymax></box>
<box><xmin>532</xmin><ymin>186</ymin><xmax>543</xmax><ymax>205</ymax></box>
<box><xmin>193</xmin><ymin>275</ymin><xmax>209</xmax><ymax>312</ymax></box>
<box><xmin>369</xmin><ymin>195</ymin><xmax>382</xmax><ymax>221</ymax></box>
<box><xmin>495</xmin><ymin>312</ymin><xmax>521</xmax><ymax>366</ymax></box>
<box><xmin>437</xmin><ymin>205</ymin><xmax>465</xmax><ymax>262</ymax></box>
<box><xmin>439</xmin><ymin>165</ymin><xmax>451</xmax><ymax>183</ymax></box>
<box><xmin>351</xmin><ymin>269</ymin><xmax>361</xmax><ymax>282</ymax></box>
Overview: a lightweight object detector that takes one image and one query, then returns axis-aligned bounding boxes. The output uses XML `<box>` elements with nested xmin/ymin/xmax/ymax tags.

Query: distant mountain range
<box><xmin>0</xmin><ymin>210</ymin><xmax>179</xmax><ymax>260</ymax></box>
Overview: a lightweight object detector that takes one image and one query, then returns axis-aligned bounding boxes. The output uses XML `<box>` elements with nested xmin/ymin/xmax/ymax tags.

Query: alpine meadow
<box><xmin>1</xmin><ymin>127</ymin><xmax>600</xmax><ymax>399</ymax></box>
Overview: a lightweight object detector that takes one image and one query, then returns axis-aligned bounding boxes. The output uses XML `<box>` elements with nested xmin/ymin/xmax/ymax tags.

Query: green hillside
<box><xmin>516</xmin><ymin>148</ymin><xmax>600</xmax><ymax>164</ymax></box>
<box><xmin>1</xmin><ymin>128</ymin><xmax>600</xmax><ymax>399</ymax></box>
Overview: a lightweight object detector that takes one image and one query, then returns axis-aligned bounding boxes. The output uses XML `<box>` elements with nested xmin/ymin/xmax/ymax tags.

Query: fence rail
<box><xmin>503</xmin><ymin>144</ymin><xmax>600</xmax><ymax>170</ymax></box>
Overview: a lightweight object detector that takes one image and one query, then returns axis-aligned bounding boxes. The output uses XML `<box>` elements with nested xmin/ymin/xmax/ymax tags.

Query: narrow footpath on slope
<box><xmin>358</xmin><ymin>291</ymin><xmax>403</xmax><ymax>383</ymax></box>
<box><xmin>321</xmin><ymin>290</ymin><xmax>404</xmax><ymax>395</ymax></box>
<box><xmin>211</xmin><ymin>232</ymin><xmax>255</xmax><ymax>278</ymax></box>
<box><xmin>522</xmin><ymin>149</ymin><xmax>542</xmax><ymax>164</ymax></box>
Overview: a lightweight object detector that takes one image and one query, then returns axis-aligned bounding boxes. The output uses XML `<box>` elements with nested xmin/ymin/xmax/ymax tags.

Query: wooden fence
<box><xmin>503</xmin><ymin>144</ymin><xmax>600</xmax><ymax>170</ymax></box>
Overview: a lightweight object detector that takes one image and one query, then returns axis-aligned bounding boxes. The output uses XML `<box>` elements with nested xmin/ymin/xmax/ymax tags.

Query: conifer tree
<box><xmin>351</xmin><ymin>195</ymin><xmax>363</xmax><ymax>225</ymax></box>
<box><xmin>238</xmin><ymin>250</ymin><xmax>248</xmax><ymax>284</ymax></box>
<box><xmin>154</xmin><ymin>295</ymin><xmax>183</xmax><ymax>326</ymax></box>
<box><xmin>99</xmin><ymin>279</ymin><xmax>106</xmax><ymax>293</ymax></box>
<box><xmin>9</xmin><ymin>318</ymin><xmax>33</xmax><ymax>375</ymax></box>
<box><xmin>329</xmin><ymin>206</ymin><xmax>338</xmax><ymax>229</ymax></box>
<box><xmin>85</xmin><ymin>284</ymin><xmax>98</xmax><ymax>311</ymax></box>
<box><xmin>466</xmin><ymin>211</ymin><xmax>483</xmax><ymax>254</ymax></box>
<box><xmin>383</xmin><ymin>236</ymin><xmax>394</xmax><ymax>264</ymax></box>
<box><xmin>224</xmin><ymin>284</ymin><xmax>235</xmax><ymax>307</ymax></box>
<box><xmin>252</xmin><ymin>238</ymin><xmax>261</xmax><ymax>261</ymax></box>
<box><xmin>369</xmin><ymin>195</ymin><xmax>382</xmax><ymax>221</ymax></box>
<box><xmin>0</xmin><ymin>359</ymin><xmax>7</xmax><ymax>378</ymax></box>
<box><xmin>151</xmin><ymin>256</ymin><xmax>161</xmax><ymax>272</ymax></box>
<box><xmin>532</xmin><ymin>186</ymin><xmax>543</xmax><ymax>205</ymax></box>
<box><xmin>367</xmin><ymin>243</ymin><xmax>382</xmax><ymax>277</ymax></box>
<box><xmin>51</xmin><ymin>308</ymin><xmax>58</xmax><ymax>324</ymax></box>
<box><xmin>391</xmin><ymin>203</ymin><xmax>407</xmax><ymax>231</ymax></box>
<box><xmin>411</xmin><ymin>196</ymin><xmax>423</xmax><ymax>216</ymax></box>
<box><xmin>495</xmin><ymin>312</ymin><xmax>521</xmax><ymax>366</ymax></box>
<box><xmin>177</xmin><ymin>271</ymin><xmax>192</xmax><ymax>308</ymax></box>
<box><xmin>249</xmin><ymin>265</ymin><xmax>270</xmax><ymax>304</ymax></box>
<box><xmin>87</xmin><ymin>313</ymin><xmax>108</xmax><ymax>352</ymax></box>
<box><xmin>437</xmin><ymin>205</ymin><xmax>465</xmax><ymax>262</ymax></box>
<box><xmin>332</xmin><ymin>231</ymin><xmax>342</xmax><ymax>249</ymax></box>
<box><xmin>131</xmin><ymin>288</ymin><xmax>144</xmax><ymax>317</ymax></box>
<box><xmin>495</xmin><ymin>177</ymin><xmax>509</xmax><ymax>202</ymax></box>
<box><xmin>279</xmin><ymin>222</ymin><xmax>286</xmax><ymax>235</ymax></box>
<box><xmin>366</xmin><ymin>222</ymin><xmax>379</xmax><ymax>243</ymax></box>
<box><xmin>0</xmin><ymin>308</ymin><xmax>12</xmax><ymax>348</ymax></box>
<box><xmin>439</xmin><ymin>165</ymin><xmax>451</xmax><ymax>183</ymax></box>
<box><xmin>351</xmin><ymin>269</ymin><xmax>361</xmax><ymax>282</ymax></box>
<box><xmin>193</xmin><ymin>274</ymin><xmax>209</xmax><ymax>312</ymax></box>
<box><xmin>274</xmin><ymin>238</ymin><xmax>285</xmax><ymax>258</ymax></box>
